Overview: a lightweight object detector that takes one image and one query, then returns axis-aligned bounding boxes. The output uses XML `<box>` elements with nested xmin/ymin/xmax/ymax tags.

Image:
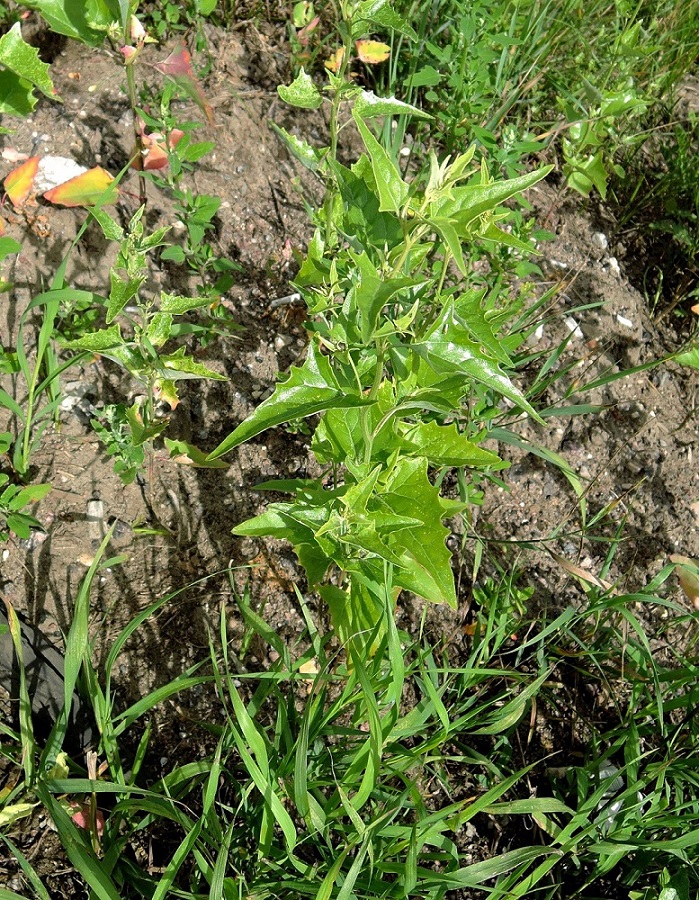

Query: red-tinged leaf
<box><xmin>297</xmin><ymin>16</ymin><xmax>320</xmax><ymax>46</ymax></box>
<box><xmin>0</xmin><ymin>217</ymin><xmax>5</xmax><ymax>236</ymax></box>
<box><xmin>355</xmin><ymin>40</ymin><xmax>390</xmax><ymax>64</ymax></box>
<box><xmin>325</xmin><ymin>46</ymin><xmax>344</xmax><ymax>72</ymax></box>
<box><xmin>43</xmin><ymin>167</ymin><xmax>116</xmax><ymax>207</ymax></box>
<box><xmin>4</xmin><ymin>155</ymin><xmax>39</xmax><ymax>207</ymax></box>
<box><xmin>154</xmin><ymin>43</ymin><xmax>214</xmax><ymax>125</ymax></box>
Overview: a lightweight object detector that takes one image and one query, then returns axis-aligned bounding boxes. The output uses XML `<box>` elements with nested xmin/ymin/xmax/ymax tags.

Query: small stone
<box><xmin>591</xmin><ymin>232</ymin><xmax>608</xmax><ymax>251</ymax></box>
<box><xmin>564</xmin><ymin>316</ymin><xmax>583</xmax><ymax>340</ymax></box>
<box><xmin>86</xmin><ymin>499</ymin><xmax>105</xmax><ymax>542</ymax></box>
<box><xmin>603</xmin><ymin>257</ymin><xmax>621</xmax><ymax>277</ymax></box>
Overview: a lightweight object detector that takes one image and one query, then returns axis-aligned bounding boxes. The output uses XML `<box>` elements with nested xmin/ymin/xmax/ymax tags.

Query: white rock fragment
<box><xmin>533</xmin><ymin>324</ymin><xmax>544</xmax><ymax>341</ymax></box>
<box><xmin>592</xmin><ymin>232</ymin><xmax>609</xmax><ymax>251</ymax></box>
<box><xmin>603</xmin><ymin>256</ymin><xmax>621</xmax><ymax>277</ymax></box>
<box><xmin>564</xmin><ymin>316</ymin><xmax>584</xmax><ymax>340</ymax></box>
<box><xmin>86</xmin><ymin>499</ymin><xmax>105</xmax><ymax>542</ymax></box>
<box><xmin>33</xmin><ymin>156</ymin><xmax>88</xmax><ymax>192</ymax></box>
<box><xmin>616</xmin><ymin>313</ymin><xmax>634</xmax><ymax>329</ymax></box>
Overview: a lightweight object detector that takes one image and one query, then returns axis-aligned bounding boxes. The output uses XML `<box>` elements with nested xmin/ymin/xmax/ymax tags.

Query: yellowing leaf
<box><xmin>671</xmin><ymin>554</ymin><xmax>699</xmax><ymax>609</ymax></box>
<box><xmin>4</xmin><ymin>155</ymin><xmax>39</xmax><ymax>207</ymax></box>
<box><xmin>355</xmin><ymin>40</ymin><xmax>390</xmax><ymax>64</ymax></box>
<box><xmin>43</xmin><ymin>166</ymin><xmax>116</xmax><ymax>207</ymax></box>
<box><xmin>324</xmin><ymin>47</ymin><xmax>344</xmax><ymax>72</ymax></box>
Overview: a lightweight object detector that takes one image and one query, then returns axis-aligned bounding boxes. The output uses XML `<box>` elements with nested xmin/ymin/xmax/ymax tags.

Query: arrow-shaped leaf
<box><xmin>208</xmin><ymin>340</ymin><xmax>368</xmax><ymax>459</ymax></box>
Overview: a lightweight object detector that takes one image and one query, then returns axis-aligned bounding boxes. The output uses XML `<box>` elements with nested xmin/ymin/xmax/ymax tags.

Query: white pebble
<box><xmin>564</xmin><ymin>316</ymin><xmax>583</xmax><ymax>340</ymax></box>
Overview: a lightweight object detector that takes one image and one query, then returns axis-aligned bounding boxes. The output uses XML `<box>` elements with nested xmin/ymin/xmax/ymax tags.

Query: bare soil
<box><xmin>0</xmin><ymin>15</ymin><xmax>698</xmax><ymax>897</ymax></box>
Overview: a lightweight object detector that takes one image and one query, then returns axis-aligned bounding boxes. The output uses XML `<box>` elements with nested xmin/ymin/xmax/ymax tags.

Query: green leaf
<box><xmin>106</xmin><ymin>271</ymin><xmax>145</xmax><ymax>323</ymax></box>
<box><xmin>353</xmin><ymin>114</ymin><xmax>408</xmax><ymax>213</ymax></box>
<box><xmin>270</xmin><ymin>122</ymin><xmax>322</xmax><ymax>172</ymax></box>
<box><xmin>6</xmin><ymin>513</ymin><xmax>35</xmax><ymax>539</ymax></box>
<box><xmin>441</xmin><ymin>165</ymin><xmax>553</xmax><ymax>230</ymax></box>
<box><xmin>21</xmin><ymin>0</ymin><xmax>117</xmax><ymax>46</ymax></box>
<box><xmin>376</xmin><ymin>457</ymin><xmax>457</xmax><ymax>607</ymax></box>
<box><xmin>0</xmin><ymin>237</ymin><xmax>22</xmax><ymax>260</ymax></box>
<box><xmin>349</xmin><ymin>250</ymin><xmax>419</xmax><ymax>343</ymax></box>
<box><xmin>454</xmin><ymin>289</ymin><xmax>512</xmax><ymax>366</ymax></box>
<box><xmin>401</xmin><ymin>421</ymin><xmax>503</xmax><ymax>468</ymax></box>
<box><xmin>352</xmin><ymin>0</ymin><xmax>418</xmax><ymax>40</ymax></box>
<box><xmin>64</xmin><ymin>323</ymin><xmax>122</xmax><ymax>352</ymax></box>
<box><xmin>146</xmin><ymin>311</ymin><xmax>173</xmax><ymax>348</ymax></box>
<box><xmin>207</xmin><ymin>340</ymin><xmax>367</xmax><ymax>459</ymax></box>
<box><xmin>159</xmin><ymin>347</ymin><xmax>225</xmax><ymax>381</ymax></box>
<box><xmin>675</xmin><ymin>347</ymin><xmax>699</xmax><ymax>369</ymax></box>
<box><xmin>91</xmin><ymin>207</ymin><xmax>124</xmax><ymax>241</ymax></box>
<box><xmin>353</xmin><ymin>90</ymin><xmax>431</xmax><ymax>121</ymax></box>
<box><xmin>429</xmin><ymin>217</ymin><xmax>467</xmax><ymax>275</ymax></box>
<box><xmin>415</xmin><ymin>307</ymin><xmax>543</xmax><ymax>423</ymax></box>
<box><xmin>164</xmin><ymin>438</ymin><xmax>229</xmax><ymax>468</ymax></box>
<box><xmin>0</xmin><ymin>69</ymin><xmax>38</xmax><ymax>117</ymax></box>
<box><xmin>277</xmin><ymin>68</ymin><xmax>323</xmax><ymax>109</ymax></box>
<box><xmin>160</xmin><ymin>245</ymin><xmax>186</xmax><ymax>263</ymax></box>
<box><xmin>0</xmin><ymin>23</ymin><xmax>55</xmax><ymax>99</ymax></box>
<box><xmin>160</xmin><ymin>292</ymin><xmax>213</xmax><ymax>315</ymax></box>
<box><xmin>8</xmin><ymin>482</ymin><xmax>51</xmax><ymax>510</ymax></box>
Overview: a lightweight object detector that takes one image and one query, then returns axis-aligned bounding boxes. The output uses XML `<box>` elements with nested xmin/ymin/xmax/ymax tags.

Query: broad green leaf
<box><xmin>0</xmin><ymin>237</ymin><xmax>22</xmax><ymax>260</ymax></box>
<box><xmin>352</xmin><ymin>0</ymin><xmax>418</xmax><ymax>40</ymax></box>
<box><xmin>401</xmin><ymin>421</ymin><xmax>503</xmax><ymax>468</ymax></box>
<box><xmin>414</xmin><ymin>309</ymin><xmax>544</xmax><ymax>423</ymax></box>
<box><xmin>675</xmin><ymin>347</ymin><xmax>699</xmax><ymax>369</ymax></box>
<box><xmin>454</xmin><ymin>290</ymin><xmax>513</xmax><ymax>366</ymax></box>
<box><xmin>376</xmin><ymin>457</ymin><xmax>457</xmax><ymax>607</ymax></box>
<box><xmin>159</xmin><ymin>348</ymin><xmax>225</xmax><ymax>380</ymax></box>
<box><xmin>353</xmin><ymin>90</ymin><xmax>431</xmax><ymax>121</ymax></box>
<box><xmin>349</xmin><ymin>250</ymin><xmax>419</xmax><ymax>343</ymax></box>
<box><xmin>277</xmin><ymin>68</ymin><xmax>322</xmax><ymax>109</ymax></box>
<box><xmin>64</xmin><ymin>323</ymin><xmax>122</xmax><ymax>352</ymax></box>
<box><xmin>429</xmin><ymin>217</ymin><xmax>467</xmax><ymax>275</ymax></box>
<box><xmin>90</xmin><ymin>208</ymin><xmax>124</xmax><ymax>241</ymax></box>
<box><xmin>107</xmin><ymin>270</ymin><xmax>145</xmax><ymax>322</ymax></box>
<box><xmin>441</xmin><ymin>165</ymin><xmax>553</xmax><ymax>229</ymax></box>
<box><xmin>0</xmin><ymin>69</ymin><xmax>40</xmax><ymax>117</ymax></box>
<box><xmin>20</xmin><ymin>0</ymin><xmax>115</xmax><ymax>47</ymax></box>
<box><xmin>234</xmin><ymin>504</ymin><xmax>331</xmax><ymax>587</ymax></box>
<box><xmin>160</xmin><ymin>292</ymin><xmax>213</xmax><ymax>315</ymax></box>
<box><xmin>165</xmin><ymin>439</ymin><xmax>228</xmax><ymax>468</ymax></box>
<box><xmin>270</xmin><ymin>122</ymin><xmax>322</xmax><ymax>172</ymax></box>
<box><xmin>146</xmin><ymin>311</ymin><xmax>173</xmax><ymax>348</ymax></box>
<box><xmin>207</xmin><ymin>340</ymin><xmax>367</xmax><ymax>458</ymax></box>
<box><xmin>564</xmin><ymin>149</ymin><xmax>608</xmax><ymax>198</ymax></box>
<box><xmin>0</xmin><ymin>23</ymin><xmax>54</xmax><ymax>99</ymax></box>
<box><xmin>353</xmin><ymin>114</ymin><xmax>408</xmax><ymax>213</ymax></box>
<box><xmin>9</xmin><ymin>482</ymin><xmax>51</xmax><ymax>509</ymax></box>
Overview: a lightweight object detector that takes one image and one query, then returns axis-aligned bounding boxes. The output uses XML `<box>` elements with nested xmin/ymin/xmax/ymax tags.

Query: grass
<box><xmin>1</xmin><ymin>0</ymin><xmax>699</xmax><ymax>898</ymax></box>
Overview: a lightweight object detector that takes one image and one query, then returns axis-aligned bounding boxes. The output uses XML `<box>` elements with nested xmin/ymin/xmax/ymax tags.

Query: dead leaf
<box><xmin>4</xmin><ymin>156</ymin><xmax>39</xmax><ymax>207</ymax></box>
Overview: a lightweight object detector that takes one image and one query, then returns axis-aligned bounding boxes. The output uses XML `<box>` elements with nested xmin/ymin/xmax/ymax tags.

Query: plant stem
<box><xmin>125</xmin><ymin>61</ymin><xmax>147</xmax><ymax>208</ymax></box>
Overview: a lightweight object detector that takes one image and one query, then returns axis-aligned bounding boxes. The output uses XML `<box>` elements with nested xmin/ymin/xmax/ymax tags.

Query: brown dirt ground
<box><xmin>0</xmin><ymin>13</ymin><xmax>698</xmax><ymax>898</ymax></box>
